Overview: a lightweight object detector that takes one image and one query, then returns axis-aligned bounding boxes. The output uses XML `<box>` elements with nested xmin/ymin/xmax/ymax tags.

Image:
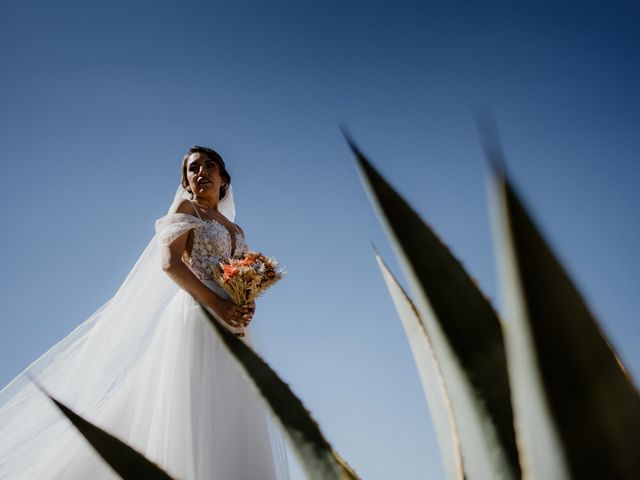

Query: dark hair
<box><xmin>181</xmin><ymin>146</ymin><xmax>231</xmax><ymax>200</ymax></box>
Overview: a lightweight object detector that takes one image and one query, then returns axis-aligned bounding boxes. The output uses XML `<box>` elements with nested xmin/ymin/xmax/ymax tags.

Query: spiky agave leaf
<box><xmin>375</xmin><ymin>252</ymin><xmax>465</xmax><ymax>480</ymax></box>
<box><xmin>489</xmin><ymin>158</ymin><xmax>640</xmax><ymax>479</ymax></box>
<box><xmin>346</xmin><ymin>132</ymin><xmax>520</xmax><ymax>479</ymax></box>
<box><xmin>31</xmin><ymin>380</ymin><xmax>174</xmax><ymax>480</ymax></box>
<box><xmin>200</xmin><ymin>306</ymin><xmax>359</xmax><ymax>480</ymax></box>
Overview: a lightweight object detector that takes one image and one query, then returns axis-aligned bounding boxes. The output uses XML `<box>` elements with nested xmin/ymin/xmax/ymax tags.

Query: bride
<box><xmin>0</xmin><ymin>146</ymin><xmax>290</xmax><ymax>479</ymax></box>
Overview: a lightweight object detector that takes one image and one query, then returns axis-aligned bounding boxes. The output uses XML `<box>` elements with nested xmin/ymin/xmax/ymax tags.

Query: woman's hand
<box><xmin>242</xmin><ymin>301</ymin><xmax>256</xmax><ymax>326</ymax></box>
<box><xmin>213</xmin><ymin>299</ymin><xmax>256</xmax><ymax>329</ymax></box>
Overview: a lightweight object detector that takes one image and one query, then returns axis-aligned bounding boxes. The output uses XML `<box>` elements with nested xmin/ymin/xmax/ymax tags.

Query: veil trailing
<box><xmin>0</xmin><ymin>183</ymin><xmax>287</xmax><ymax>477</ymax></box>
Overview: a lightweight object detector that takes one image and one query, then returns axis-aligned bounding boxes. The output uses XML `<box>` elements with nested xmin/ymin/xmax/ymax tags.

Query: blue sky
<box><xmin>1</xmin><ymin>1</ymin><xmax>639</xmax><ymax>478</ymax></box>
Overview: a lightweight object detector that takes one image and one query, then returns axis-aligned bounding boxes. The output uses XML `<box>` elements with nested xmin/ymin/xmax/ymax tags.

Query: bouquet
<box><xmin>211</xmin><ymin>250</ymin><xmax>286</xmax><ymax>307</ymax></box>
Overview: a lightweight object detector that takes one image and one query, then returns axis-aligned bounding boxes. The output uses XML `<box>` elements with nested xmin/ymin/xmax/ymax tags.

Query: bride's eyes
<box><xmin>189</xmin><ymin>162</ymin><xmax>217</xmax><ymax>172</ymax></box>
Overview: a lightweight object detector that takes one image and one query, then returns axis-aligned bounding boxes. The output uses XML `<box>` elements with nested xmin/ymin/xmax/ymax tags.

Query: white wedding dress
<box><xmin>0</xmin><ymin>194</ymin><xmax>290</xmax><ymax>479</ymax></box>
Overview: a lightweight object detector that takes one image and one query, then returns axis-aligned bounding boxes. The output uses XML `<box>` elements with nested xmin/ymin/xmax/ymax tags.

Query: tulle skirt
<box><xmin>2</xmin><ymin>289</ymin><xmax>288</xmax><ymax>479</ymax></box>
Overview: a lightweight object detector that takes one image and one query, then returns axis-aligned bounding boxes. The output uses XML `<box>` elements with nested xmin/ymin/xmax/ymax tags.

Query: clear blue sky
<box><xmin>1</xmin><ymin>1</ymin><xmax>639</xmax><ymax>478</ymax></box>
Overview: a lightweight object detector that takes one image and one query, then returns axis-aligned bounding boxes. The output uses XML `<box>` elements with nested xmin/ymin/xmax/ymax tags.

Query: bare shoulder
<box><xmin>169</xmin><ymin>199</ymin><xmax>197</xmax><ymax>216</ymax></box>
<box><xmin>235</xmin><ymin>224</ymin><xmax>245</xmax><ymax>238</ymax></box>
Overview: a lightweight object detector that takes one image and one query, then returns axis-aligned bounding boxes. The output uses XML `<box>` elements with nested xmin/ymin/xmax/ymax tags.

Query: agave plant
<box><xmin>347</xmin><ymin>132</ymin><xmax>520</xmax><ymax>480</ymax></box>
<box><xmin>481</xmin><ymin>120</ymin><xmax>640</xmax><ymax>479</ymax></box>
<box><xmin>374</xmin><ymin>252</ymin><xmax>465</xmax><ymax>480</ymax></box>
<box><xmin>348</xmin><ymin>124</ymin><xmax>640</xmax><ymax>480</ymax></box>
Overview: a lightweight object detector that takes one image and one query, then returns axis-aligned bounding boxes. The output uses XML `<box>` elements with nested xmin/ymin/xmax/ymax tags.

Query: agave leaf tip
<box><xmin>473</xmin><ymin>109</ymin><xmax>508</xmax><ymax>179</ymax></box>
<box><xmin>339</xmin><ymin>127</ymin><xmax>368</xmax><ymax>165</ymax></box>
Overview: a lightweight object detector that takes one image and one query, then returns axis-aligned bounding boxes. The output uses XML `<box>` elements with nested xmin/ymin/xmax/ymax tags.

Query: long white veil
<box><xmin>0</xmin><ymin>183</ymin><xmax>287</xmax><ymax>477</ymax></box>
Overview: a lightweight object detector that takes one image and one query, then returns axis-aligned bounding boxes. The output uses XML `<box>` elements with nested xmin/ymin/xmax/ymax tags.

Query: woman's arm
<box><xmin>160</xmin><ymin>200</ymin><xmax>252</xmax><ymax>328</ymax></box>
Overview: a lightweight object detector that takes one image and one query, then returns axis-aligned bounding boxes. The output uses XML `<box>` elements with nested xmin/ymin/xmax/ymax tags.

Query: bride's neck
<box><xmin>192</xmin><ymin>194</ymin><xmax>219</xmax><ymax>210</ymax></box>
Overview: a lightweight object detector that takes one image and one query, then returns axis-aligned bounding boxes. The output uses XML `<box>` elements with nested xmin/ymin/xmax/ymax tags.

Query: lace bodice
<box><xmin>185</xmin><ymin>218</ymin><xmax>250</xmax><ymax>285</ymax></box>
<box><xmin>154</xmin><ymin>203</ymin><xmax>249</xmax><ymax>293</ymax></box>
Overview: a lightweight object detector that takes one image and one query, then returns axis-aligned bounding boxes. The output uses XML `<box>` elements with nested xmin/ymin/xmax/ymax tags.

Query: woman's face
<box><xmin>185</xmin><ymin>152</ymin><xmax>225</xmax><ymax>199</ymax></box>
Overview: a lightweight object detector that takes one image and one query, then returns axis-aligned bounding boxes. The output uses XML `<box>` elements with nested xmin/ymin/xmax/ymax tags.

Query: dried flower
<box><xmin>211</xmin><ymin>250</ymin><xmax>286</xmax><ymax>306</ymax></box>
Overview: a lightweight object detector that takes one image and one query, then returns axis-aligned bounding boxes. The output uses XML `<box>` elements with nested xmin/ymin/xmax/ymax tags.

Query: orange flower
<box><xmin>222</xmin><ymin>264</ymin><xmax>241</xmax><ymax>282</ymax></box>
<box><xmin>211</xmin><ymin>250</ymin><xmax>285</xmax><ymax>304</ymax></box>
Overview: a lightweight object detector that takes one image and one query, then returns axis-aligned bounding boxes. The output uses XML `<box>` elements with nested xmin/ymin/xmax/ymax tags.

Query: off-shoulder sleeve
<box><xmin>154</xmin><ymin>213</ymin><xmax>203</xmax><ymax>248</ymax></box>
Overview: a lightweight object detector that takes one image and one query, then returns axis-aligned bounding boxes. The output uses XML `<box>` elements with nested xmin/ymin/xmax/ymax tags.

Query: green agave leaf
<box><xmin>347</xmin><ymin>133</ymin><xmax>520</xmax><ymax>479</ymax></box>
<box><xmin>375</xmin><ymin>252</ymin><xmax>465</xmax><ymax>480</ymax></box>
<box><xmin>490</xmin><ymin>168</ymin><xmax>640</xmax><ymax>479</ymax></box>
<box><xmin>200</xmin><ymin>306</ymin><xmax>359</xmax><ymax>480</ymax></box>
<box><xmin>32</xmin><ymin>381</ymin><xmax>174</xmax><ymax>480</ymax></box>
